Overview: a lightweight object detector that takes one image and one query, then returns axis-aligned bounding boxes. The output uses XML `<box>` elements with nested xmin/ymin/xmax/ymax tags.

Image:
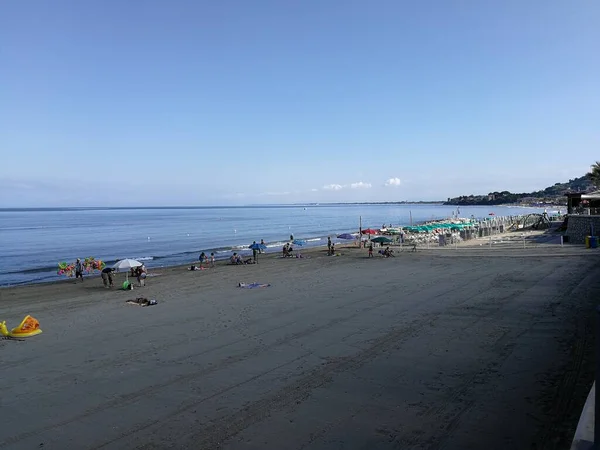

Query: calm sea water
<box><xmin>0</xmin><ymin>204</ymin><xmax>550</xmax><ymax>286</ymax></box>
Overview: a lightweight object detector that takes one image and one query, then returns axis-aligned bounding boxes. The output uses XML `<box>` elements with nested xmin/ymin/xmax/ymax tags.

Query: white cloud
<box><xmin>323</xmin><ymin>184</ymin><xmax>343</xmax><ymax>191</ymax></box>
<box><xmin>221</xmin><ymin>192</ymin><xmax>247</xmax><ymax>200</ymax></box>
<box><xmin>350</xmin><ymin>181</ymin><xmax>372</xmax><ymax>189</ymax></box>
<box><xmin>384</xmin><ymin>177</ymin><xmax>401</xmax><ymax>187</ymax></box>
<box><xmin>310</xmin><ymin>188</ymin><xmax>318</xmax><ymax>192</ymax></box>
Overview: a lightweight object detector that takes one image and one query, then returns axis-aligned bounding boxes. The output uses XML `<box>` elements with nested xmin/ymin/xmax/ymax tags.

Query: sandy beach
<box><xmin>1</xmin><ymin>233</ymin><xmax>599</xmax><ymax>449</ymax></box>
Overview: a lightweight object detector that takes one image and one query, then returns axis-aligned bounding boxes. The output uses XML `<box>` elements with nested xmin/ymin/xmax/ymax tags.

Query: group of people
<box><xmin>367</xmin><ymin>243</ymin><xmax>394</xmax><ymax>258</ymax></box>
<box><xmin>191</xmin><ymin>252</ymin><xmax>216</xmax><ymax>270</ymax></box>
<box><xmin>198</xmin><ymin>252</ymin><xmax>216</xmax><ymax>267</ymax></box>
<box><xmin>380</xmin><ymin>246</ymin><xmax>395</xmax><ymax>257</ymax></box>
<box><xmin>326</xmin><ymin>237</ymin><xmax>336</xmax><ymax>256</ymax></box>
<box><xmin>98</xmin><ymin>263</ymin><xmax>147</xmax><ymax>289</ymax></box>
<box><xmin>282</xmin><ymin>243</ymin><xmax>295</xmax><ymax>257</ymax></box>
<box><xmin>230</xmin><ymin>252</ymin><xmax>254</xmax><ymax>265</ymax></box>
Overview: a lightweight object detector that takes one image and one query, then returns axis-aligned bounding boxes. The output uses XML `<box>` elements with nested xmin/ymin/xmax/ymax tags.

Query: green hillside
<box><xmin>444</xmin><ymin>175</ymin><xmax>595</xmax><ymax>206</ymax></box>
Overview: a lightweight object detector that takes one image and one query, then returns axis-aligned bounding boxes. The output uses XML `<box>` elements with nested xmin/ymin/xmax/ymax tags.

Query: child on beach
<box><xmin>210</xmin><ymin>253</ymin><xmax>215</xmax><ymax>267</ymax></box>
<box><xmin>368</xmin><ymin>243</ymin><xmax>373</xmax><ymax>258</ymax></box>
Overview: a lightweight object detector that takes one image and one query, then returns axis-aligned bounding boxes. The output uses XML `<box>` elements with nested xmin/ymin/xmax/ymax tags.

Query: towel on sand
<box><xmin>238</xmin><ymin>282</ymin><xmax>271</xmax><ymax>289</ymax></box>
<box><xmin>126</xmin><ymin>297</ymin><xmax>158</xmax><ymax>306</ymax></box>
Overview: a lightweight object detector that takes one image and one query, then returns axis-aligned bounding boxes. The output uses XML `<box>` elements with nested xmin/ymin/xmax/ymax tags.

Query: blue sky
<box><xmin>1</xmin><ymin>1</ymin><xmax>598</xmax><ymax>206</ymax></box>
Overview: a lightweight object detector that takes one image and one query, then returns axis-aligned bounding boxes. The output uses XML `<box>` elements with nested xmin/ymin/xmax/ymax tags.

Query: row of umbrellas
<box><xmin>248</xmin><ymin>238</ymin><xmax>307</xmax><ymax>252</ymax></box>
<box><xmin>336</xmin><ymin>233</ymin><xmax>393</xmax><ymax>244</ymax></box>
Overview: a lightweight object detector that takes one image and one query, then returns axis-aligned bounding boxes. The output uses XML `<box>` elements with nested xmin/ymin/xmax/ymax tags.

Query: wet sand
<box><xmin>1</xmin><ymin>238</ymin><xmax>599</xmax><ymax>449</ymax></box>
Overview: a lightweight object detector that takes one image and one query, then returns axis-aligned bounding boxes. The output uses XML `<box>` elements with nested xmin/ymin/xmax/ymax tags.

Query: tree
<box><xmin>588</xmin><ymin>161</ymin><xmax>600</xmax><ymax>188</ymax></box>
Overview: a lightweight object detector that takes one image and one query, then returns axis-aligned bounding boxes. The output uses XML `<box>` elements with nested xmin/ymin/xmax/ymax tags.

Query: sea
<box><xmin>0</xmin><ymin>204</ymin><xmax>551</xmax><ymax>286</ymax></box>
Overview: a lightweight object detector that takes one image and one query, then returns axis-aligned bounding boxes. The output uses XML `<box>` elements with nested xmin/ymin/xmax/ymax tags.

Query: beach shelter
<box><xmin>113</xmin><ymin>258</ymin><xmax>142</xmax><ymax>282</ymax></box>
<box><xmin>371</xmin><ymin>236</ymin><xmax>393</xmax><ymax>244</ymax></box>
<box><xmin>292</xmin><ymin>239</ymin><xmax>306</xmax><ymax>246</ymax></box>
<box><xmin>385</xmin><ymin>228</ymin><xmax>402</xmax><ymax>235</ymax></box>
<box><xmin>337</xmin><ymin>233</ymin><xmax>355</xmax><ymax>240</ymax></box>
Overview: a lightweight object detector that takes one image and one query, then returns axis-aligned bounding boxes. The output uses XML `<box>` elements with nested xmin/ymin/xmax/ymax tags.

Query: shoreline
<box><xmin>0</xmin><ymin>241</ymin><xmax>359</xmax><ymax>291</ymax></box>
<box><xmin>0</xmin><ymin>212</ymin><xmax>548</xmax><ymax>288</ymax></box>
<box><xmin>0</xmin><ymin>224</ymin><xmax>566</xmax><ymax>293</ymax></box>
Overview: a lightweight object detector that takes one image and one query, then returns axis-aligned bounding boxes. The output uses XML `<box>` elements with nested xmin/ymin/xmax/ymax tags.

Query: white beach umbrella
<box><xmin>113</xmin><ymin>258</ymin><xmax>142</xmax><ymax>281</ymax></box>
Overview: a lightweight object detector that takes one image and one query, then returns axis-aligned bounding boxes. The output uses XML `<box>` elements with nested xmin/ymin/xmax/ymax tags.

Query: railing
<box><xmin>572</xmin><ymin>207</ymin><xmax>600</xmax><ymax>215</ymax></box>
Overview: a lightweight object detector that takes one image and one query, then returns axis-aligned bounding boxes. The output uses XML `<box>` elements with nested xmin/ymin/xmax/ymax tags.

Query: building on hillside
<box><xmin>565</xmin><ymin>190</ymin><xmax>600</xmax><ymax>244</ymax></box>
<box><xmin>566</xmin><ymin>190</ymin><xmax>600</xmax><ymax>215</ymax></box>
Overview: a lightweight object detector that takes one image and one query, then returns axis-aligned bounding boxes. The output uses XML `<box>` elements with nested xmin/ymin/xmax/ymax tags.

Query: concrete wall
<box><xmin>566</xmin><ymin>215</ymin><xmax>600</xmax><ymax>244</ymax></box>
<box><xmin>570</xmin><ymin>383</ymin><xmax>594</xmax><ymax>450</ymax></box>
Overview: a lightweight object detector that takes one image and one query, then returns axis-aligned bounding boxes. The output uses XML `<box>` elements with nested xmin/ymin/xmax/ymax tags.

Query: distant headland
<box><xmin>444</xmin><ymin>174</ymin><xmax>595</xmax><ymax>206</ymax></box>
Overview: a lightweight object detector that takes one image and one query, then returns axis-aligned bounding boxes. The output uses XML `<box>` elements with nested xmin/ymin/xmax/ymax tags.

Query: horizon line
<box><xmin>0</xmin><ymin>201</ymin><xmax>450</xmax><ymax>211</ymax></box>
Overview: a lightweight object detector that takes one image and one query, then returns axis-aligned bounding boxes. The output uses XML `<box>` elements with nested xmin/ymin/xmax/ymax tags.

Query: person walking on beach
<box><xmin>75</xmin><ymin>258</ymin><xmax>84</xmax><ymax>282</ymax></box>
<box><xmin>101</xmin><ymin>267</ymin><xmax>115</xmax><ymax>288</ymax></box>
<box><xmin>260</xmin><ymin>239</ymin><xmax>266</xmax><ymax>254</ymax></box>
<box><xmin>368</xmin><ymin>242</ymin><xmax>373</xmax><ymax>258</ymax></box>
<box><xmin>252</xmin><ymin>241</ymin><xmax>258</xmax><ymax>263</ymax></box>
<box><xmin>327</xmin><ymin>237</ymin><xmax>332</xmax><ymax>254</ymax></box>
<box><xmin>210</xmin><ymin>252</ymin><xmax>215</xmax><ymax>267</ymax></box>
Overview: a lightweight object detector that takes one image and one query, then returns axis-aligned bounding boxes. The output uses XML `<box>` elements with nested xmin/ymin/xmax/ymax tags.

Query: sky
<box><xmin>1</xmin><ymin>0</ymin><xmax>599</xmax><ymax>207</ymax></box>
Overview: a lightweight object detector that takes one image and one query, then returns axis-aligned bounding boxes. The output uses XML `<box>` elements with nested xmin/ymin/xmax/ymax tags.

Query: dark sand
<box><xmin>1</xmin><ymin>238</ymin><xmax>599</xmax><ymax>449</ymax></box>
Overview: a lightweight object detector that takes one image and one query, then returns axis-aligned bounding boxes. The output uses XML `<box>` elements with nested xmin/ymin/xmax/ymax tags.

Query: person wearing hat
<box><xmin>75</xmin><ymin>258</ymin><xmax>85</xmax><ymax>282</ymax></box>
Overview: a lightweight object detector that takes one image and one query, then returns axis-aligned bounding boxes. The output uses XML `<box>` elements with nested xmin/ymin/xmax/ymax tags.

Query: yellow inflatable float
<box><xmin>0</xmin><ymin>315</ymin><xmax>42</xmax><ymax>338</ymax></box>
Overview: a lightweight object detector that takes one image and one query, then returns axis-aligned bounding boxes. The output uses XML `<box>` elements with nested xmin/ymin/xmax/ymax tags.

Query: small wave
<box><xmin>2</xmin><ymin>265</ymin><xmax>59</xmax><ymax>275</ymax></box>
<box><xmin>306</xmin><ymin>238</ymin><xmax>322</xmax><ymax>242</ymax></box>
<box><xmin>0</xmin><ymin>225</ymin><xmax>66</xmax><ymax>231</ymax></box>
<box><xmin>265</xmin><ymin>241</ymin><xmax>288</xmax><ymax>248</ymax></box>
<box><xmin>132</xmin><ymin>256</ymin><xmax>154</xmax><ymax>261</ymax></box>
<box><xmin>0</xmin><ymin>273</ymin><xmax>59</xmax><ymax>287</ymax></box>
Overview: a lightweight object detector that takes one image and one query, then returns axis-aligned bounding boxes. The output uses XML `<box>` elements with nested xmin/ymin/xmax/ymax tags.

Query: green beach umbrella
<box><xmin>371</xmin><ymin>236</ymin><xmax>393</xmax><ymax>244</ymax></box>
